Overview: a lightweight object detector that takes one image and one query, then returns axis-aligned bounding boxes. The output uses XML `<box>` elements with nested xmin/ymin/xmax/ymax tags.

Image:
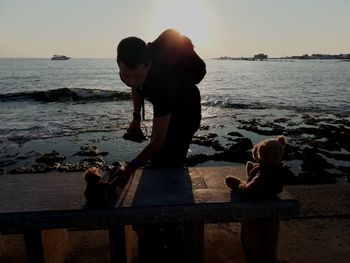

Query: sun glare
<box><xmin>151</xmin><ymin>0</ymin><xmax>213</xmax><ymax>51</ymax></box>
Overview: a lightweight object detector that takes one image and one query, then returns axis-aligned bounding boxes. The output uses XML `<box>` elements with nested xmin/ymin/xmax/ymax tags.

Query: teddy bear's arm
<box><xmin>237</xmin><ymin>172</ymin><xmax>266</xmax><ymax>197</ymax></box>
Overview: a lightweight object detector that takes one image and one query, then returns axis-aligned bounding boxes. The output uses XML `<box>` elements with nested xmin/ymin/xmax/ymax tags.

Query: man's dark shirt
<box><xmin>140</xmin><ymin>62</ymin><xmax>202</xmax><ymax>167</ymax></box>
<box><xmin>140</xmin><ymin>63</ymin><xmax>201</xmax><ymax>133</ymax></box>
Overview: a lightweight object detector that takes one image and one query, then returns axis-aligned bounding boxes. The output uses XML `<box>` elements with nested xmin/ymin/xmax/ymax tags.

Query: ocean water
<box><xmin>0</xmin><ymin>58</ymin><xmax>349</xmax><ymax>175</ymax></box>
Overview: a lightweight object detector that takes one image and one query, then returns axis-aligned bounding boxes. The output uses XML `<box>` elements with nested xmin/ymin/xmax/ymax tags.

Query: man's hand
<box><xmin>127</xmin><ymin>120</ymin><xmax>141</xmax><ymax>134</ymax></box>
<box><xmin>110</xmin><ymin>166</ymin><xmax>133</xmax><ymax>189</ymax></box>
<box><xmin>124</xmin><ymin>120</ymin><xmax>146</xmax><ymax>143</ymax></box>
<box><xmin>109</xmin><ymin>163</ymin><xmax>122</xmax><ymax>181</ymax></box>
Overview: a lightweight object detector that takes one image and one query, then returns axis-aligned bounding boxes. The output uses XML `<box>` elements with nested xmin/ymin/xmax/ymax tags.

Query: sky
<box><xmin>0</xmin><ymin>0</ymin><xmax>349</xmax><ymax>59</ymax></box>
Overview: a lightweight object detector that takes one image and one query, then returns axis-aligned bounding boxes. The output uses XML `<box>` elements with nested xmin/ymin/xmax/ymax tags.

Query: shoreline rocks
<box><xmin>3</xmin><ymin>112</ymin><xmax>349</xmax><ymax>185</ymax></box>
<box><xmin>8</xmin><ymin>146</ymin><xmax>112</xmax><ymax>174</ymax></box>
<box><xmin>187</xmin><ymin>112</ymin><xmax>349</xmax><ymax>184</ymax></box>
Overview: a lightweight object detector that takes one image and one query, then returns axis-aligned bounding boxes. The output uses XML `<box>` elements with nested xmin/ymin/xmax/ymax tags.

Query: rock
<box><xmin>215</xmin><ymin>138</ymin><xmax>254</xmax><ymax>163</ymax></box>
<box><xmin>191</xmin><ymin>134</ymin><xmax>225</xmax><ymax>151</ymax></box>
<box><xmin>188</xmin><ymin>137</ymin><xmax>254</xmax><ymax>166</ymax></box>
<box><xmin>301</xmin><ymin>114</ymin><xmax>318</xmax><ymax>126</ymax></box>
<box><xmin>186</xmin><ymin>154</ymin><xmax>213</xmax><ymax>167</ymax></box>
<box><xmin>17</xmin><ymin>150</ymin><xmax>41</xmax><ymax>160</ymax></box>
<box><xmin>0</xmin><ymin>152</ymin><xmax>21</xmax><ymax>167</ymax></box>
<box><xmin>296</xmin><ymin>148</ymin><xmax>338</xmax><ymax>184</ymax></box>
<box><xmin>338</xmin><ymin>165</ymin><xmax>350</xmax><ymax>172</ymax></box>
<box><xmin>300</xmin><ymin>148</ymin><xmax>335</xmax><ymax>172</ymax></box>
<box><xmin>238</xmin><ymin>118</ymin><xmax>287</xmax><ymax>135</ymax></box>
<box><xmin>0</xmin><ymin>158</ymin><xmax>18</xmax><ymax>167</ymax></box>
<box><xmin>58</xmin><ymin>163</ymin><xmax>88</xmax><ymax>172</ymax></box>
<box><xmin>32</xmin><ymin>163</ymin><xmax>55</xmax><ymax>173</ymax></box>
<box><xmin>317</xmin><ymin>149</ymin><xmax>350</xmax><ymax>161</ymax></box>
<box><xmin>227</xmin><ymin>131</ymin><xmax>243</xmax><ymax>137</ymax></box>
<box><xmin>204</xmin><ymin>112</ymin><xmax>350</xmax><ymax>183</ymax></box>
<box><xmin>283</xmin><ymin>143</ymin><xmax>303</xmax><ymax>161</ymax></box>
<box><xmin>9</xmin><ymin>167</ymin><xmax>29</xmax><ymax>174</ymax></box>
<box><xmin>80</xmin><ymin>157</ymin><xmax>105</xmax><ymax>166</ymax></box>
<box><xmin>289</xmin><ymin>122</ymin><xmax>350</xmax><ymax>153</ymax></box>
<box><xmin>9</xmin><ymin>163</ymin><xmax>54</xmax><ymax>174</ymax></box>
<box><xmin>199</xmin><ymin>125</ymin><xmax>210</xmax><ymax>131</ymax></box>
<box><xmin>75</xmin><ymin>145</ymin><xmax>108</xmax><ymax>156</ymax></box>
<box><xmin>58</xmin><ymin>157</ymin><xmax>115</xmax><ymax>173</ymax></box>
<box><xmin>36</xmin><ymin>151</ymin><xmax>65</xmax><ymax>165</ymax></box>
<box><xmin>273</xmin><ymin>118</ymin><xmax>290</xmax><ymax>123</ymax></box>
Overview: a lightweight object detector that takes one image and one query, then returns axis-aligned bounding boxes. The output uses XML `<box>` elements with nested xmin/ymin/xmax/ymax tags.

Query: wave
<box><xmin>0</xmin><ymin>87</ymin><xmax>131</xmax><ymax>103</ymax></box>
<box><xmin>201</xmin><ymin>100</ymin><xmax>267</xmax><ymax>110</ymax></box>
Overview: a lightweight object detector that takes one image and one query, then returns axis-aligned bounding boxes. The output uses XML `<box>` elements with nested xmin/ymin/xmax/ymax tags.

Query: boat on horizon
<box><xmin>51</xmin><ymin>55</ymin><xmax>70</xmax><ymax>60</ymax></box>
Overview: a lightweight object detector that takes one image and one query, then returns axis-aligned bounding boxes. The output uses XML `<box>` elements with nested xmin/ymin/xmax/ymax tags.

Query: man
<box><xmin>116</xmin><ymin>29</ymin><xmax>206</xmax><ymax>177</ymax></box>
<box><xmin>115</xmin><ymin>29</ymin><xmax>206</xmax><ymax>262</ymax></box>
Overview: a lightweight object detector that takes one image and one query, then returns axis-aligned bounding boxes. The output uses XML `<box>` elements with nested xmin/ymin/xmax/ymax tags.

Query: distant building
<box><xmin>253</xmin><ymin>53</ymin><xmax>268</xmax><ymax>60</ymax></box>
<box><xmin>217</xmin><ymin>53</ymin><xmax>350</xmax><ymax>61</ymax></box>
<box><xmin>285</xmin><ymin>53</ymin><xmax>350</xmax><ymax>60</ymax></box>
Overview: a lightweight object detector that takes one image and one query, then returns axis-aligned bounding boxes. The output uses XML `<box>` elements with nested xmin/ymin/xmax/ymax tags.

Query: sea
<box><xmin>1</xmin><ymin>58</ymin><xmax>349</xmax><ymax>177</ymax></box>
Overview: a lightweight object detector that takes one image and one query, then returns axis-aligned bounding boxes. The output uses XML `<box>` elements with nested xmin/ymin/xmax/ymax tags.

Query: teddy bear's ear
<box><xmin>252</xmin><ymin>144</ymin><xmax>259</xmax><ymax>161</ymax></box>
<box><xmin>85</xmin><ymin>167</ymin><xmax>100</xmax><ymax>176</ymax></box>
<box><xmin>277</xmin><ymin>135</ymin><xmax>286</xmax><ymax>146</ymax></box>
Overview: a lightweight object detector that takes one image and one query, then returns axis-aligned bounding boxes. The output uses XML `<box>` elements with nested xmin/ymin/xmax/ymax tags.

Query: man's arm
<box><xmin>110</xmin><ymin>114</ymin><xmax>170</xmax><ymax>188</ymax></box>
<box><xmin>132</xmin><ymin>88</ymin><xmax>143</xmax><ymax>115</ymax></box>
<box><xmin>127</xmin><ymin>88</ymin><xmax>143</xmax><ymax>131</ymax></box>
<box><xmin>126</xmin><ymin>114</ymin><xmax>170</xmax><ymax>172</ymax></box>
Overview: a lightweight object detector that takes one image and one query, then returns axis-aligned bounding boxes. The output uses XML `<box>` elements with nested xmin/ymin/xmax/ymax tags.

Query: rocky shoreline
<box><xmin>189</xmin><ymin>112</ymin><xmax>350</xmax><ymax>184</ymax></box>
<box><xmin>1</xmin><ymin>112</ymin><xmax>349</xmax><ymax>185</ymax></box>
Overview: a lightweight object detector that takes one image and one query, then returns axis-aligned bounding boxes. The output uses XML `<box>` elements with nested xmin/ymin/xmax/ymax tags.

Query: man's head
<box><xmin>117</xmin><ymin>37</ymin><xmax>151</xmax><ymax>89</ymax></box>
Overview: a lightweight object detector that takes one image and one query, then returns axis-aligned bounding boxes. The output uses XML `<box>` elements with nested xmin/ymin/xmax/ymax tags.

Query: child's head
<box><xmin>252</xmin><ymin>135</ymin><xmax>286</xmax><ymax>165</ymax></box>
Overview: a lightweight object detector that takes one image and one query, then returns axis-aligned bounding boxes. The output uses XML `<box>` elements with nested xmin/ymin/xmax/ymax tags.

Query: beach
<box><xmin>0</xmin><ymin>58</ymin><xmax>350</xmax><ymax>262</ymax></box>
<box><xmin>1</xmin><ymin>0</ymin><xmax>350</xmax><ymax>261</ymax></box>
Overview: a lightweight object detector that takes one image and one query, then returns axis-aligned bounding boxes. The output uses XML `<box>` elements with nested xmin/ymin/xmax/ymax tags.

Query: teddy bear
<box><xmin>225</xmin><ymin>135</ymin><xmax>287</xmax><ymax>199</ymax></box>
<box><xmin>83</xmin><ymin>164</ymin><xmax>128</xmax><ymax>207</ymax></box>
<box><xmin>84</xmin><ymin>167</ymin><xmax>112</xmax><ymax>207</ymax></box>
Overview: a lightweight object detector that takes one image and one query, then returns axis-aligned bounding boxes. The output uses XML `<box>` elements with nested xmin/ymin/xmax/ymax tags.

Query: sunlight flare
<box><xmin>151</xmin><ymin>0</ymin><xmax>213</xmax><ymax>49</ymax></box>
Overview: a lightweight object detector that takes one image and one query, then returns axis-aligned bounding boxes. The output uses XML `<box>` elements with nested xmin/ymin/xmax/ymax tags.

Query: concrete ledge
<box><xmin>1</xmin><ymin>167</ymin><xmax>349</xmax><ymax>263</ymax></box>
